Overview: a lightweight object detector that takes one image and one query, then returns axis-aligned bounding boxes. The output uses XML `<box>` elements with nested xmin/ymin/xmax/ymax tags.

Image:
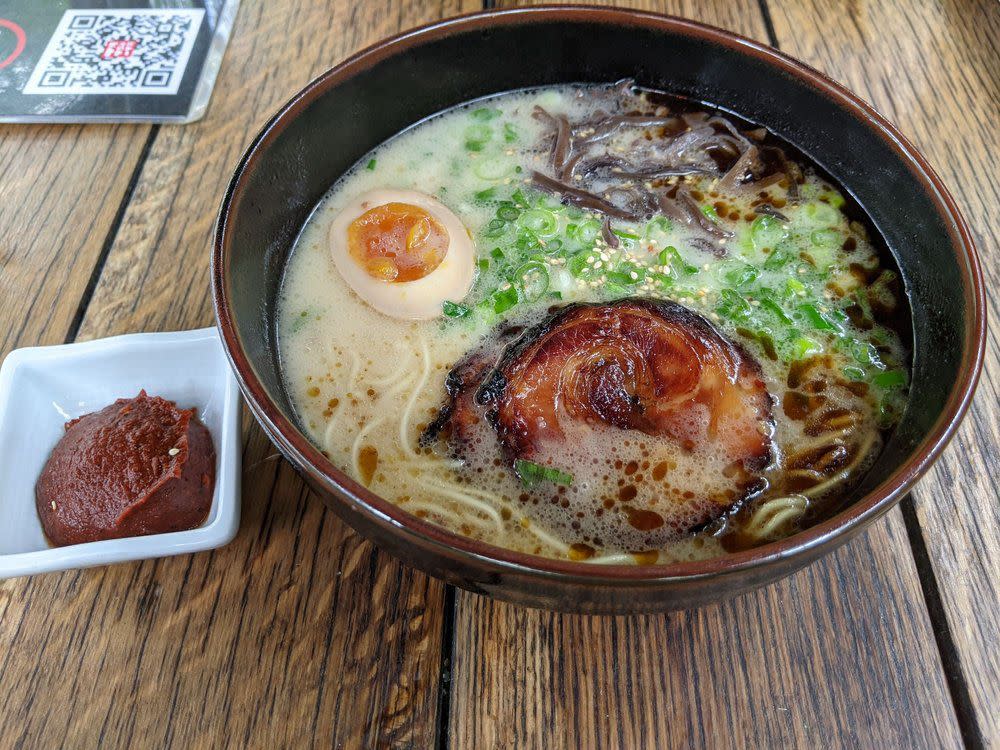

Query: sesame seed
<box><xmin>168</xmin><ymin>447</ymin><xmax>180</xmax><ymax>456</ymax></box>
<box><xmin>51</xmin><ymin>501</ymin><xmax>56</xmax><ymax>511</ymax></box>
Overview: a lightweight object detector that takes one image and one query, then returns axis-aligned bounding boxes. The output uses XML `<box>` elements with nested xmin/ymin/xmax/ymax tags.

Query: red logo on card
<box><xmin>0</xmin><ymin>18</ymin><xmax>26</xmax><ymax>69</ymax></box>
<box><xmin>101</xmin><ymin>39</ymin><xmax>138</xmax><ymax>60</ymax></box>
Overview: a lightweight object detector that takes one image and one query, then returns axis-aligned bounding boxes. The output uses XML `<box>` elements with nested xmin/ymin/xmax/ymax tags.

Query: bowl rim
<box><xmin>212</xmin><ymin>5</ymin><xmax>986</xmax><ymax>583</ymax></box>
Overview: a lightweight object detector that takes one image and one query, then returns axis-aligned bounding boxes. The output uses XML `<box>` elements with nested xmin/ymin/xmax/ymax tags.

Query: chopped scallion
<box><xmin>470</xmin><ymin>107</ymin><xmax>501</xmax><ymax>121</ymax></box>
<box><xmin>515</xmin><ymin>261</ymin><xmax>549</xmax><ymax>302</ymax></box>
<box><xmin>442</xmin><ymin>301</ymin><xmax>471</xmax><ymax>318</ymax></box>
<box><xmin>515</xmin><ymin>459</ymin><xmax>573</xmax><ymax>487</ymax></box>
<box><xmin>492</xmin><ymin>286</ymin><xmax>519</xmax><ymax>314</ymax></box>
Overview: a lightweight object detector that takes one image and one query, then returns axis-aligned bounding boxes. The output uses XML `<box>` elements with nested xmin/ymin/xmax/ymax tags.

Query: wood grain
<box><xmin>767</xmin><ymin>1</ymin><xmax>1000</xmax><ymax>743</ymax></box>
<box><xmin>0</xmin><ymin>1</ymin><xmax>475</xmax><ymax>748</ymax></box>
<box><xmin>451</xmin><ymin>526</ymin><xmax>961</xmax><ymax>749</ymax></box>
<box><xmin>448</xmin><ymin>2</ymin><xmax>965</xmax><ymax>748</ymax></box>
<box><xmin>1</xmin><ymin>0</ymin><xmax>992</xmax><ymax>748</ymax></box>
<box><xmin>0</xmin><ymin>122</ymin><xmax>151</xmax><ymax>353</ymax></box>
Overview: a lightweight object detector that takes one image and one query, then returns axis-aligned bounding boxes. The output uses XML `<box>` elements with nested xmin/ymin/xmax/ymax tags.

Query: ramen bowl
<box><xmin>212</xmin><ymin>6</ymin><xmax>984</xmax><ymax>613</ymax></box>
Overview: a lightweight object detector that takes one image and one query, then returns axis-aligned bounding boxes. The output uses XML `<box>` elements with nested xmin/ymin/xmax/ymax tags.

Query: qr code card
<box><xmin>23</xmin><ymin>9</ymin><xmax>205</xmax><ymax>96</ymax></box>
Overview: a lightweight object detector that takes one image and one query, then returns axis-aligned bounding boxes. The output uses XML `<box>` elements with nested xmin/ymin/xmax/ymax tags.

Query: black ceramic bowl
<box><xmin>213</xmin><ymin>7</ymin><xmax>984</xmax><ymax>613</ymax></box>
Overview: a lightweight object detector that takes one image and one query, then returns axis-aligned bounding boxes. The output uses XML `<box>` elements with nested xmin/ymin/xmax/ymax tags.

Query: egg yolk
<box><xmin>347</xmin><ymin>202</ymin><xmax>449</xmax><ymax>282</ymax></box>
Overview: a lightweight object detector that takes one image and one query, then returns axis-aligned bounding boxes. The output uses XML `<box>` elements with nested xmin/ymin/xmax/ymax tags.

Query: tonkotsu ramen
<box><xmin>277</xmin><ymin>82</ymin><xmax>910</xmax><ymax>565</ymax></box>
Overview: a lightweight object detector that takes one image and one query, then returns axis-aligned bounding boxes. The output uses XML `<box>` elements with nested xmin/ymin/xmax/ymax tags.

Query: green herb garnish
<box><xmin>470</xmin><ymin>107</ymin><xmax>501</xmax><ymax>121</ymax></box>
<box><xmin>515</xmin><ymin>459</ymin><xmax>574</xmax><ymax>487</ymax></box>
<box><xmin>442</xmin><ymin>301</ymin><xmax>471</xmax><ymax>318</ymax></box>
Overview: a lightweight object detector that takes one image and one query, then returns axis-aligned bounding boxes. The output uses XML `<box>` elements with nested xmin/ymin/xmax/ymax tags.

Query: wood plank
<box><xmin>0</xmin><ymin>122</ymin><xmax>151</xmax><ymax>353</ymax></box>
<box><xmin>449</xmin><ymin>2</ymin><xmax>964</xmax><ymax>748</ymax></box>
<box><xmin>0</xmin><ymin>2</ymin><xmax>476</xmax><ymax>747</ymax></box>
<box><xmin>766</xmin><ymin>1</ymin><xmax>1000</xmax><ymax>742</ymax></box>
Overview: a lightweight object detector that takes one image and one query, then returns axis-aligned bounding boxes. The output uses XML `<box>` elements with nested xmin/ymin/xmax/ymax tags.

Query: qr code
<box><xmin>23</xmin><ymin>9</ymin><xmax>205</xmax><ymax>96</ymax></box>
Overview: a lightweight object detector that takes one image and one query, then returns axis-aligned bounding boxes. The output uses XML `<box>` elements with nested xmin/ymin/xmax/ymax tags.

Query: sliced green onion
<box><xmin>475</xmin><ymin>187</ymin><xmax>497</xmax><ymax>203</ymax></box>
<box><xmin>514</xmin><ymin>229</ymin><xmax>540</xmax><ymax>253</ymax></box>
<box><xmin>804</xmin><ymin>201</ymin><xmax>839</xmax><ymax>226</ymax></box>
<box><xmin>474</xmin><ymin>157</ymin><xmax>511</xmax><ymax>181</ymax></box>
<box><xmin>810</xmin><ymin>228</ymin><xmax>842</xmax><ymax>249</ymax></box>
<box><xmin>873</xmin><ymin>369</ymin><xmax>906</xmax><ymax>389</ymax></box>
<box><xmin>470</xmin><ymin>107</ymin><xmax>501</xmax><ymax>121</ymax></box>
<box><xmin>850</xmin><ymin>340</ymin><xmax>885</xmax><ymax>369</ymax></box>
<box><xmin>790</xmin><ymin>335</ymin><xmax>822</xmax><ymax>360</ymax></box>
<box><xmin>842</xmin><ymin>365</ymin><xmax>866</xmax><ymax>381</ymax></box>
<box><xmin>759</xmin><ymin>298</ymin><xmax>792</xmax><ymax>325</ymax></box>
<box><xmin>612</xmin><ymin>228</ymin><xmax>640</xmax><ymax>241</ymax></box>
<box><xmin>515</xmin><ymin>459</ymin><xmax>573</xmax><ymax>487</ymax></box>
<box><xmin>464</xmin><ymin>123</ymin><xmax>492</xmax><ymax>142</ymax></box>
<box><xmin>650</xmin><ymin>271</ymin><xmax>674</xmax><ymax>288</ymax></box>
<box><xmin>496</xmin><ymin>203</ymin><xmax>520</xmax><ymax>221</ymax></box>
<box><xmin>751</xmin><ymin>215</ymin><xmax>788</xmax><ymax>250</ymax></box>
<box><xmin>645</xmin><ymin>216</ymin><xmax>672</xmax><ymax>236</ymax></box>
<box><xmin>365</xmin><ymin>158</ymin><xmax>377</xmax><ymax>171</ymax></box>
<box><xmin>503</xmin><ymin>123</ymin><xmax>518</xmax><ymax>142</ymax></box>
<box><xmin>797</xmin><ymin>303</ymin><xmax>839</xmax><ymax>331</ymax></box>
<box><xmin>658</xmin><ymin>246</ymin><xmax>698</xmax><ymax>275</ymax></box>
<box><xmin>824</xmin><ymin>191</ymin><xmax>846</xmax><ymax>208</ymax></box>
<box><xmin>518</xmin><ymin>208</ymin><xmax>559</xmax><ymax>237</ymax></box>
<box><xmin>511</xmin><ymin>188</ymin><xmax>529</xmax><ymax>208</ymax></box>
<box><xmin>515</xmin><ymin>261</ymin><xmax>549</xmax><ymax>302</ymax></box>
<box><xmin>763</xmin><ymin>247</ymin><xmax>792</xmax><ymax>269</ymax></box>
<box><xmin>701</xmin><ymin>204</ymin><xmax>721</xmax><ymax>222</ymax></box>
<box><xmin>542</xmin><ymin>238</ymin><xmax>563</xmax><ymax>254</ymax></box>
<box><xmin>567</xmin><ymin>251</ymin><xmax>589</xmax><ymax>277</ymax></box>
<box><xmin>717</xmin><ymin>289</ymin><xmax>753</xmax><ymax>322</ymax></box>
<box><xmin>721</xmin><ymin>261</ymin><xmax>759</xmax><ymax>288</ymax></box>
<box><xmin>484</xmin><ymin>218</ymin><xmax>507</xmax><ymax>238</ymax></box>
<box><xmin>442</xmin><ymin>301</ymin><xmax>471</xmax><ymax>318</ymax></box>
<box><xmin>574</xmin><ymin>219</ymin><xmax>602</xmax><ymax>245</ymax></box>
<box><xmin>492</xmin><ymin>286</ymin><xmax>519</xmax><ymax>314</ymax></box>
<box><xmin>785</xmin><ymin>278</ymin><xmax>806</xmax><ymax>296</ymax></box>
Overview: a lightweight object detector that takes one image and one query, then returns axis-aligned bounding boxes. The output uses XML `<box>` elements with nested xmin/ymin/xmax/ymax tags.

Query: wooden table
<box><xmin>1</xmin><ymin>1</ymin><xmax>996</xmax><ymax>747</ymax></box>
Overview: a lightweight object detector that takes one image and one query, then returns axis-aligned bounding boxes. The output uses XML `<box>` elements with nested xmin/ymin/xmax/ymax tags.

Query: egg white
<box><xmin>329</xmin><ymin>189</ymin><xmax>475</xmax><ymax>320</ymax></box>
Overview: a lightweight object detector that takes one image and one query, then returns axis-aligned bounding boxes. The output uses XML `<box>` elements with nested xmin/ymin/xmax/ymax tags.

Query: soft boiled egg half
<box><xmin>329</xmin><ymin>189</ymin><xmax>475</xmax><ymax>319</ymax></box>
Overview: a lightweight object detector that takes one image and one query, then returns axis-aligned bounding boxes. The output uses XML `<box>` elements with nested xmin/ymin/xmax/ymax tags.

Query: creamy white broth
<box><xmin>277</xmin><ymin>84</ymin><xmax>908</xmax><ymax>564</ymax></box>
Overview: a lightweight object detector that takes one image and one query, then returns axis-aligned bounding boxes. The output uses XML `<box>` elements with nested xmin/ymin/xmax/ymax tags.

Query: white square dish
<box><xmin>0</xmin><ymin>327</ymin><xmax>241</xmax><ymax>579</ymax></box>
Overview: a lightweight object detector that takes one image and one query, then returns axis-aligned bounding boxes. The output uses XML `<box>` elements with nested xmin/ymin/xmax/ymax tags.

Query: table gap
<box><xmin>435</xmin><ymin>584</ymin><xmax>457</xmax><ymax>750</ymax></box>
<box><xmin>899</xmin><ymin>494</ymin><xmax>986</xmax><ymax>750</ymax></box>
<box><xmin>62</xmin><ymin>125</ymin><xmax>161</xmax><ymax>345</ymax></box>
